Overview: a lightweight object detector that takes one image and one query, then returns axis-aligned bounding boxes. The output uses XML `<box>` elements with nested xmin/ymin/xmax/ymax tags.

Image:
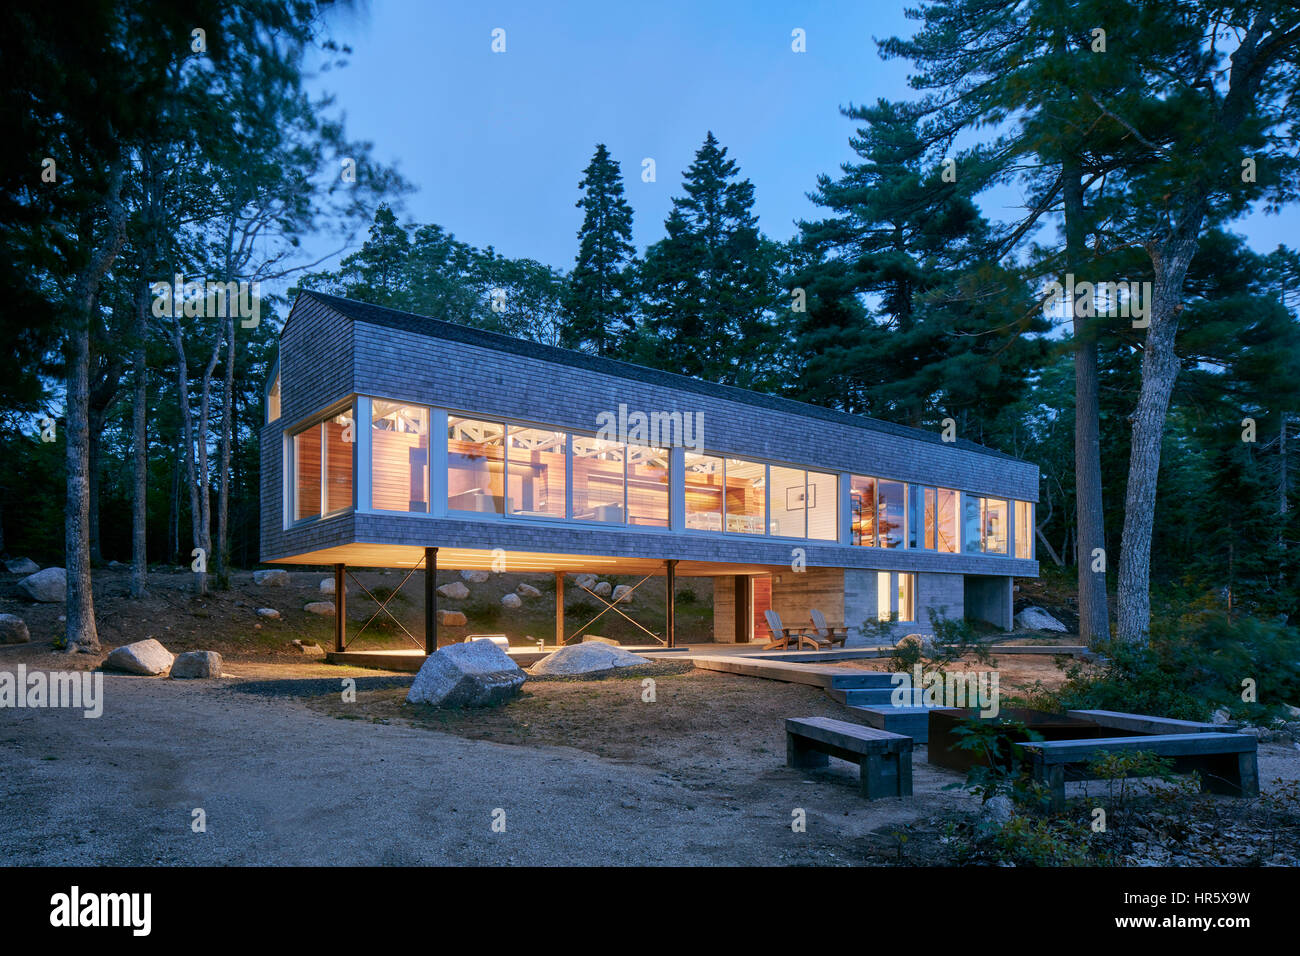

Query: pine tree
<box><xmin>791</xmin><ymin>100</ymin><xmax>1048</xmax><ymax>438</ymax></box>
<box><xmin>563</xmin><ymin>144</ymin><xmax>635</xmax><ymax>355</ymax></box>
<box><xmin>637</xmin><ymin>132</ymin><xmax>781</xmax><ymax>387</ymax></box>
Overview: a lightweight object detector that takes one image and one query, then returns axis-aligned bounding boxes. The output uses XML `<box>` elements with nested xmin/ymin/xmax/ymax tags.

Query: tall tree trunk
<box><xmin>1116</xmin><ymin>236</ymin><xmax>1199</xmax><ymax>642</ymax></box>
<box><xmin>216</xmin><ymin>309</ymin><xmax>236</xmax><ymax>589</ymax></box>
<box><xmin>131</xmin><ymin>280</ymin><xmax>150</xmax><ymax>598</ymax></box>
<box><xmin>1062</xmin><ymin>160</ymin><xmax>1111</xmax><ymax>646</ymax></box>
<box><xmin>66</xmin><ymin>317</ymin><xmax>99</xmax><ymax>651</ymax></box>
<box><xmin>65</xmin><ymin>166</ymin><xmax>126</xmax><ymax>653</ymax></box>
<box><xmin>87</xmin><ymin>403</ymin><xmax>103</xmax><ymax>564</ymax></box>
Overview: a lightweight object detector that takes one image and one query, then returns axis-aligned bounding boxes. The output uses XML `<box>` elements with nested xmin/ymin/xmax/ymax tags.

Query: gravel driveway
<box><xmin>0</xmin><ymin>670</ymin><xmax>904</xmax><ymax>865</ymax></box>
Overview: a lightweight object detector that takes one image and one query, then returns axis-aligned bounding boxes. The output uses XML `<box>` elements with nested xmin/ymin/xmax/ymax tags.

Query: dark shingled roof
<box><xmin>294</xmin><ymin>290</ymin><xmax>1022</xmax><ymax>464</ymax></box>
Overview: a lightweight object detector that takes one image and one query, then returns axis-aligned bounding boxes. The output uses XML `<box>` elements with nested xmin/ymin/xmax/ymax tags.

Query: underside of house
<box><xmin>261</xmin><ymin>291</ymin><xmax>1039</xmax><ymax>653</ymax></box>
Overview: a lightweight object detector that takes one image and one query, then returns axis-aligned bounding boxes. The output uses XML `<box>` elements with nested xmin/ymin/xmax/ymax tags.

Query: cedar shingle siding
<box><xmin>261</xmin><ymin>292</ymin><xmax>1039</xmax><ymax>586</ymax></box>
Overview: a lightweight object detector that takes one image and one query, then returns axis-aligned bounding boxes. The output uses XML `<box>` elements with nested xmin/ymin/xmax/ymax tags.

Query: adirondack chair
<box><xmin>808</xmin><ymin>608</ymin><xmax>849</xmax><ymax>648</ymax></box>
<box><xmin>763</xmin><ymin>609</ymin><xmax>817</xmax><ymax>651</ymax></box>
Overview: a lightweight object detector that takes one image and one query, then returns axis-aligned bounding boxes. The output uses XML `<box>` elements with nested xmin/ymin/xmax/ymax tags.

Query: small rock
<box><xmin>406</xmin><ymin>641</ymin><xmax>526</xmax><ymax>707</ymax></box>
<box><xmin>256</xmin><ymin>607</ymin><xmax>281</xmax><ymax>620</ymax></box>
<box><xmin>104</xmin><ymin>638</ymin><xmax>174</xmax><ymax>676</ymax></box>
<box><xmin>253</xmin><ymin>569</ymin><xmax>290</xmax><ymax>587</ymax></box>
<box><xmin>981</xmin><ymin>795</ymin><xmax>1014</xmax><ymax>828</ymax></box>
<box><xmin>437</xmin><ymin>610</ymin><xmax>468</xmax><ymax>626</ymax></box>
<box><xmin>17</xmin><ymin>566</ymin><xmax>65</xmax><ymax>603</ymax></box>
<box><xmin>1212</xmin><ymin>709</ymin><xmax>1232</xmax><ymax>725</ymax></box>
<box><xmin>612</xmin><ymin>584</ymin><xmax>634</xmax><ymax>605</ymax></box>
<box><xmin>0</xmin><ymin>614</ymin><xmax>31</xmax><ymax>644</ymax></box>
<box><xmin>170</xmin><ymin>650</ymin><xmax>222</xmax><ymax>679</ymax></box>
<box><xmin>437</xmin><ymin>581</ymin><xmax>470</xmax><ymax>600</ymax></box>
<box><xmin>460</xmin><ymin>570</ymin><xmax>490</xmax><ymax>584</ymax></box>
<box><xmin>593</xmin><ymin>581</ymin><xmax>612</xmax><ymax>597</ymax></box>
<box><xmin>107</xmin><ymin>560</ymin><xmax>126</xmax><ymax>569</ymax></box>
<box><xmin>516</xmin><ymin>582</ymin><xmax>541</xmax><ymax>598</ymax></box>
<box><xmin>574</xmin><ymin>574</ymin><xmax>598</xmax><ymax>591</ymax></box>
<box><xmin>4</xmin><ymin>557</ymin><xmax>40</xmax><ymax>575</ymax></box>
<box><xmin>500</xmin><ymin>592</ymin><xmax>522</xmax><ymax>609</ymax></box>
<box><xmin>304</xmin><ymin>601</ymin><xmax>335</xmax><ymax>616</ymax></box>
<box><xmin>290</xmin><ymin>639</ymin><xmax>326</xmax><ymax>660</ymax></box>
<box><xmin>320</xmin><ymin>577</ymin><xmax>349</xmax><ymax>596</ymax></box>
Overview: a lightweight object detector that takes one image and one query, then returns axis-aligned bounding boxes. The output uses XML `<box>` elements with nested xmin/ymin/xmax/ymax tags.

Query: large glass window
<box><xmin>627</xmin><ymin>445</ymin><xmax>670</xmax><ymax>527</ymax></box>
<box><xmin>324</xmin><ymin>411</ymin><xmax>354</xmax><ymax>513</ymax></box>
<box><xmin>877</xmin><ymin>480</ymin><xmax>905</xmax><ymax>548</ymax></box>
<box><xmin>877</xmin><ymin>571</ymin><xmax>917</xmax><ymax>622</ymax></box>
<box><xmin>769</xmin><ymin>466</ymin><xmax>806</xmax><ymax>538</ymax></box>
<box><xmin>371</xmin><ymin>401</ymin><xmax>429</xmax><ymax>513</ymax></box>
<box><xmin>1015</xmin><ymin>500</ymin><xmax>1034</xmax><ymax>559</ymax></box>
<box><xmin>293</xmin><ymin>425</ymin><xmax>321</xmax><ymax>522</ymax></box>
<box><xmin>936</xmin><ymin>488</ymin><xmax>959</xmax><ymax>553</ymax></box>
<box><xmin>851</xmin><ymin>476</ymin><xmax>876</xmax><ymax>546</ymax></box>
<box><xmin>923</xmin><ymin>487</ymin><xmax>937</xmax><ymax>549</ymax></box>
<box><xmin>292</xmin><ymin>407</ymin><xmax>353</xmax><ymax>521</ymax></box>
<box><xmin>908</xmin><ymin>485</ymin><xmax>922</xmax><ymax>549</ymax></box>
<box><xmin>897</xmin><ymin>573</ymin><xmax>916</xmax><ymax>622</ymax></box>
<box><xmin>877</xmin><ymin>571</ymin><xmax>893</xmax><ymax>622</ymax></box>
<box><xmin>447</xmin><ymin>417</ymin><xmax>505</xmax><ymax>514</ymax></box>
<box><xmin>983</xmin><ymin>497</ymin><xmax>1009</xmax><ymax>554</ymax></box>
<box><xmin>961</xmin><ymin>494</ymin><xmax>1010</xmax><ymax>554</ymax></box>
<box><xmin>572</xmin><ymin>436</ymin><xmax>624</xmax><ymax>522</ymax></box>
<box><xmin>807</xmin><ymin>470</ymin><xmax>838</xmax><ymax>540</ymax></box>
<box><xmin>508</xmin><ymin>427</ymin><xmax>567</xmax><ymax>518</ymax></box>
<box><xmin>684</xmin><ymin>453</ymin><xmax>724</xmax><ymax>531</ymax></box>
<box><xmin>266</xmin><ymin>372</ymin><xmax>281</xmax><ymax>423</ymax></box>
<box><xmin>724</xmin><ymin>458</ymin><xmax>766</xmax><ymax>534</ymax></box>
<box><xmin>963</xmin><ymin>493</ymin><xmax>982</xmax><ymax>553</ymax></box>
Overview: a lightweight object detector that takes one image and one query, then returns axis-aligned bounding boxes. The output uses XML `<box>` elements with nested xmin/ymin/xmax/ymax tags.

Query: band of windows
<box><xmin>285</xmin><ymin>398</ymin><xmax>1034</xmax><ymax>557</ymax></box>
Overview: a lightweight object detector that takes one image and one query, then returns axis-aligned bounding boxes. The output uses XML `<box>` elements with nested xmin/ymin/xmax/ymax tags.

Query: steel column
<box><xmin>666</xmin><ymin>559</ymin><xmax>678</xmax><ymax>648</ymax></box>
<box><xmin>425</xmin><ymin>546</ymin><xmax>438</xmax><ymax>655</ymax></box>
<box><xmin>333</xmin><ymin>563</ymin><xmax>345</xmax><ymax>652</ymax></box>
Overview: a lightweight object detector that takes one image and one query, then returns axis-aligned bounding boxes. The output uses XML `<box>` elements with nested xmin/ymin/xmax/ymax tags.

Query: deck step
<box><xmin>828</xmin><ymin>672</ymin><xmax>899</xmax><ymax>690</ymax></box>
<box><xmin>825</xmin><ymin>685</ymin><xmax>927</xmax><ymax>707</ymax></box>
<box><xmin>844</xmin><ymin>703</ymin><xmax>944</xmax><ymax>744</ymax></box>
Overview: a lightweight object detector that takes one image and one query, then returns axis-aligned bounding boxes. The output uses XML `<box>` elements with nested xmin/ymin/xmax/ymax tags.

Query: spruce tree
<box><xmin>563</xmin><ymin>144</ymin><xmax>635</xmax><ymax>355</ymax></box>
<box><xmin>637</xmin><ymin>132</ymin><xmax>781</xmax><ymax>387</ymax></box>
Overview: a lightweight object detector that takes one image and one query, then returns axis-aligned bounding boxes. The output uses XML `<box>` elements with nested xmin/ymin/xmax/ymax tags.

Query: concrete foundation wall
<box><xmin>843</xmin><ymin>569</ymin><xmax>966</xmax><ymax>645</ymax></box>
<box><xmin>964</xmin><ymin>575</ymin><xmax>1014</xmax><ymax>630</ymax></box>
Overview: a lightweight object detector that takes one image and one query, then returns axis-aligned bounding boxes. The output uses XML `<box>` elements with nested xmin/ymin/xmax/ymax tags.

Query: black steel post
<box><xmin>425</xmin><ymin>546</ymin><xmax>438</xmax><ymax>655</ymax></box>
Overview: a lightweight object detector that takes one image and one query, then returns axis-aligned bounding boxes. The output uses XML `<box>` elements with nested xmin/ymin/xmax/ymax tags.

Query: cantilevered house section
<box><xmin>261</xmin><ymin>291</ymin><xmax>1039</xmax><ymax>652</ymax></box>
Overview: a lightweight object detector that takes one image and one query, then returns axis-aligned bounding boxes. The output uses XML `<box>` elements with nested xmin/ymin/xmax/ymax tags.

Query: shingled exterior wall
<box><xmin>262</xmin><ymin>293</ymin><xmax>1040</xmax><ymax>592</ymax></box>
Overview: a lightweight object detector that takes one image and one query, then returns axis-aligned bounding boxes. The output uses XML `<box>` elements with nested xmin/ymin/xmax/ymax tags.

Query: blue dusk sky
<box><xmin>301</xmin><ymin>0</ymin><xmax>1288</xmax><ymax>279</ymax></box>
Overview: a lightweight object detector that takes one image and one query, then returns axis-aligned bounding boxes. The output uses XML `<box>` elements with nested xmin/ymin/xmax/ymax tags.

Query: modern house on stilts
<box><xmin>261</xmin><ymin>291</ymin><xmax>1039</xmax><ymax>660</ymax></box>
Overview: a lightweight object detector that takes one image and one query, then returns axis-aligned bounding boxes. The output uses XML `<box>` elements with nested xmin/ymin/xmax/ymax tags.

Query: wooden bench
<box><xmin>1016</xmin><ymin>732</ymin><xmax>1259</xmax><ymax>811</ymax></box>
<box><xmin>1065</xmin><ymin>709</ymin><xmax>1239</xmax><ymax>734</ymax></box>
<box><xmin>785</xmin><ymin>716</ymin><xmax>913</xmax><ymax>799</ymax></box>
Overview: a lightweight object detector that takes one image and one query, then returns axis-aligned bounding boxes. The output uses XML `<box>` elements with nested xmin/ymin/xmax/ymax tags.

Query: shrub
<box><xmin>1056</xmin><ymin>608</ymin><xmax>1300</xmax><ymax>723</ymax></box>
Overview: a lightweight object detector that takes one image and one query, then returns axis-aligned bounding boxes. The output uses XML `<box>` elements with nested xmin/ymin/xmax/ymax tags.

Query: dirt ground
<box><xmin>3</xmin><ymin>565</ymin><xmax>1297</xmax><ymax>866</ymax></box>
<box><xmin>4</xmin><ymin>639</ymin><xmax>1298</xmax><ymax>866</ymax></box>
<box><xmin>1</xmin><ymin>657</ymin><xmax>980</xmax><ymax>866</ymax></box>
